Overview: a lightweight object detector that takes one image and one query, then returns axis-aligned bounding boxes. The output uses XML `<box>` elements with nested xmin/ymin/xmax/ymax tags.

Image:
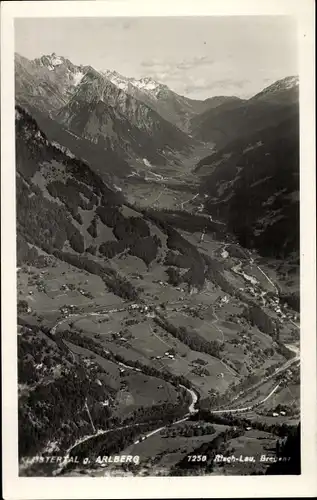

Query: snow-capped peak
<box><xmin>101</xmin><ymin>68</ymin><xmax>163</xmax><ymax>97</ymax></box>
<box><xmin>255</xmin><ymin>75</ymin><xmax>299</xmax><ymax>99</ymax></box>
<box><xmin>38</xmin><ymin>53</ymin><xmax>65</xmax><ymax>71</ymax></box>
<box><xmin>132</xmin><ymin>77</ymin><xmax>160</xmax><ymax>92</ymax></box>
<box><xmin>50</xmin><ymin>53</ymin><xmax>63</xmax><ymax>66</ymax></box>
<box><xmin>72</xmin><ymin>69</ymin><xmax>85</xmax><ymax>87</ymax></box>
<box><xmin>280</xmin><ymin>75</ymin><xmax>299</xmax><ymax>90</ymax></box>
<box><xmin>102</xmin><ymin>70</ymin><xmax>130</xmax><ymax>91</ymax></box>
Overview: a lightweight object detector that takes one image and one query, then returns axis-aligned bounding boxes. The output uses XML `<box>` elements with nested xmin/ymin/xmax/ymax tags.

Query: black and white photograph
<box><xmin>1</xmin><ymin>0</ymin><xmax>316</xmax><ymax>498</ymax></box>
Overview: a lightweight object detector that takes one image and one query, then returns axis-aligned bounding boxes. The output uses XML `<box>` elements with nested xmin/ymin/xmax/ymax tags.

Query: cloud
<box><xmin>183</xmin><ymin>78</ymin><xmax>250</xmax><ymax>95</ymax></box>
<box><xmin>176</xmin><ymin>56</ymin><xmax>214</xmax><ymax>70</ymax></box>
<box><xmin>138</xmin><ymin>57</ymin><xmax>215</xmax><ymax>93</ymax></box>
<box><xmin>141</xmin><ymin>55</ymin><xmax>214</xmax><ymax>72</ymax></box>
<box><xmin>138</xmin><ymin>57</ymin><xmax>255</xmax><ymax>98</ymax></box>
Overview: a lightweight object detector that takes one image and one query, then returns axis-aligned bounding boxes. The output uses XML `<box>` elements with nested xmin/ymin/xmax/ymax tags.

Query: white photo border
<box><xmin>1</xmin><ymin>1</ymin><xmax>316</xmax><ymax>498</ymax></box>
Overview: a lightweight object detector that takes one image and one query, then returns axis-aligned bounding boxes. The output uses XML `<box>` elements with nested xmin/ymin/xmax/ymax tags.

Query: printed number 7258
<box><xmin>187</xmin><ymin>455</ymin><xmax>207</xmax><ymax>462</ymax></box>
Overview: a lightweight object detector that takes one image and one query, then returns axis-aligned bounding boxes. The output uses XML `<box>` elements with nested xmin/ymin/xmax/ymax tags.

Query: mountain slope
<box><xmin>16</xmin><ymin>105</ymin><xmax>209</xmax><ymax>292</ymax></box>
<box><xmin>16</xmin><ymin>106</ymin><xmax>300</xmax><ymax>476</ymax></box>
<box><xmin>197</xmin><ymin>112</ymin><xmax>299</xmax><ymax>258</ymax></box>
<box><xmin>190</xmin><ymin>76</ymin><xmax>299</xmax><ymax>148</ymax></box>
<box><xmin>54</xmin><ymin>69</ymin><xmax>193</xmax><ymax>164</ymax></box>
<box><xmin>102</xmin><ymin>70</ymin><xmax>217</xmax><ymax>131</ymax></box>
<box><xmin>18</xmin><ymin>105</ymin><xmax>133</xmax><ymax>182</ymax></box>
<box><xmin>16</xmin><ymin>53</ymin><xmax>195</xmax><ymax>166</ymax></box>
<box><xmin>251</xmin><ymin>76</ymin><xmax>299</xmax><ymax>105</ymax></box>
<box><xmin>15</xmin><ymin>52</ymin><xmax>92</xmax><ymax>113</ymax></box>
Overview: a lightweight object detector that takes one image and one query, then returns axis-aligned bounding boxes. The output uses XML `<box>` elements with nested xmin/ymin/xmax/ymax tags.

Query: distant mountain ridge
<box><xmin>190</xmin><ymin>75</ymin><xmax>299</xmax><ymax>148</ymax></box>
<box><xmin>251</xmin><ymin>76</ymin><xmax>299</xmax><ymax>102</ymax></box>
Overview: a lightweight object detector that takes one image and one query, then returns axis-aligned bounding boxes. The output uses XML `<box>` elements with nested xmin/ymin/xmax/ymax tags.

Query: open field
<box><xmin>18</xmin><ymin>263</ymin><xmax>124</xmax><ymax>318</ymax></box>
<box><xmin>63</xmin><ymin>339</ymin><xmax>181</xmax><ymax>418</ymax></box>
<box><xmin>115</xmin><ymin>372</ymin><xmax>180</xmax><ymax>417</ymax></box>
<box><xmin>17</xmin><ymin>219</ymin><xmax>300</xmax><ymax>477</ymax></box>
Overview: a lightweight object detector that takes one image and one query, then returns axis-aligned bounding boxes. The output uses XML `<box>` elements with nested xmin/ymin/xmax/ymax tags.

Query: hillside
<box><xmin>196</xmin><ymin>113</ymin><xmax>299</xmax><ymax>258</ymax></box>
<box><xmin>15</xmin><ymin>70</ymin><xmax>300</xmax><ymax>478</ymax></box>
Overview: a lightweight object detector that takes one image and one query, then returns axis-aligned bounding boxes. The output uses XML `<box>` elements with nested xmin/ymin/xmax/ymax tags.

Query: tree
<box><xmin>18</xmin><ymin>300</ymin><xmax>29</xmax><ymax>314</ymax></box>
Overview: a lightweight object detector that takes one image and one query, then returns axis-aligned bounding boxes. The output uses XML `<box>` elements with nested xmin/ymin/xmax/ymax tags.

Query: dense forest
<box><xmin>169</xmin><ymin>411</ymin><xmax>299</xmax><ymax>476</ymax></box>
<box><xmin>201</xmin><ymin>114</ymin><xmax>299</xmax><ymax>258</ymax></box>
<box><xmin>16</xmin><ymin>106</ymin><xmax>163</xmax><ymax>274</ymax></box>
<box><xmin>18</xmin><ymin>324</ymin><xmax>114</xmax><ymax>458</ymax></box>
<box><xmin>266</xmin><ymin>424</ymin><xmax>300</xmax><ymax>474</ymax></box>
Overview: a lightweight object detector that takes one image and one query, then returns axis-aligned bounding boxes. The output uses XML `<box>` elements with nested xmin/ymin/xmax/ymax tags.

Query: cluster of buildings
<box><xmin>153</xmin><ymin>279</ymin><xmax>168</xmax><ymax>287</ymax></box>
<box><xmin>110</xmin><ymin>331</ymin><xmax>130</xmax><ymax>343</ymax></box>
<box><xmin>128</xmin><ymin>303</ymin><xmax>156</xmax><ymax>316</ymax></box>
<box><xmin>271</xmin><ymin>410</ymin><xmax>287</xmax><ymax>417</ymax></box>
<box><xmin>238</xmin><ymin>281</ymin><xmax>298</xmax><ymax>328</ymax></box>
<box><xmin>59</xmin><ymin>304</ymin><xmax>78</xmax><ymax>317</ymax></box>
<box><xmin>151</xmin><ymin>350</ymin><xmax>175</xmax><ymax>361</ymax></box>
<box><xmin>164</xmin><ymin>350</ymin><xmax>175</xmax><ymax>359</ymax></box>
<box><xmin>265</xmin><ymin>295</ymin><xmax>298</xmax><ymax>323</ymax></box>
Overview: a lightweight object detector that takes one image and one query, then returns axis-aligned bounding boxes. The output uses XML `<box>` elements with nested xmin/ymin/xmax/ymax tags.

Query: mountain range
<box><xmin>15</xmin><ymin>51</ymin><xmax>299</xmax><ymax>258</ymax></box>
<box><xmin>15</xmin><ymin>52</ymin><xmax>301</xmax><ymax>476</ymax></box>
<box><xmin>15</xmin><ymin>53</ymin><xmax>200</xmax><ymax>167</ymax></box>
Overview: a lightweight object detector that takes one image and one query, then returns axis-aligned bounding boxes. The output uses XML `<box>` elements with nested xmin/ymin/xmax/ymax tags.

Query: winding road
<box><xmin>210</xmin><ymin>383</ymin><xmax>280</xmax><ymax>414</ymax></box>
<box><xmin>53</xmin><ymin>382</ymin><xmax>199</xmax><ymax>476</ymax></box>
<box><xmin>46</xmin><ymin>224</ymin><xmax>298</xmax><ymax>470</ymax></box>
<box><xmin>180</xmin><ymin>193</ymin><xmax>199</xmax><ymax>210</ymax></box>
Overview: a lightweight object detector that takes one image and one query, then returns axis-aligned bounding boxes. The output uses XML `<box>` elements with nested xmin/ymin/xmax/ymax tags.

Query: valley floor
<box><xmin>17</xmin><ymin>204</ymin><xmax>300</xmax><ymax>476</ymax></box>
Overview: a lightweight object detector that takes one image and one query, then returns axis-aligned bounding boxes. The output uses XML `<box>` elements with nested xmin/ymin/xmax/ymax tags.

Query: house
<box><xmin>129</xmin><ymin>304</ymin><xmax>139</xmax><ymax>310</ymax></box>
<box><xmin>280</xmin><ymin>411</ymin><xmax>286</xmax><ymax>416</ymax></box>
<box><xmin>272</xmin><ymin>412</ymin><xmax>279</xmax><ymax>417</ymax></box>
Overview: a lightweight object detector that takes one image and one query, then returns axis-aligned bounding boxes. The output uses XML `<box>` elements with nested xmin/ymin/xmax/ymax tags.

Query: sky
<box><xmin>15</xmin><ymin>16</ymin><xmax>298</xmax><ymax>100</ymax></box>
